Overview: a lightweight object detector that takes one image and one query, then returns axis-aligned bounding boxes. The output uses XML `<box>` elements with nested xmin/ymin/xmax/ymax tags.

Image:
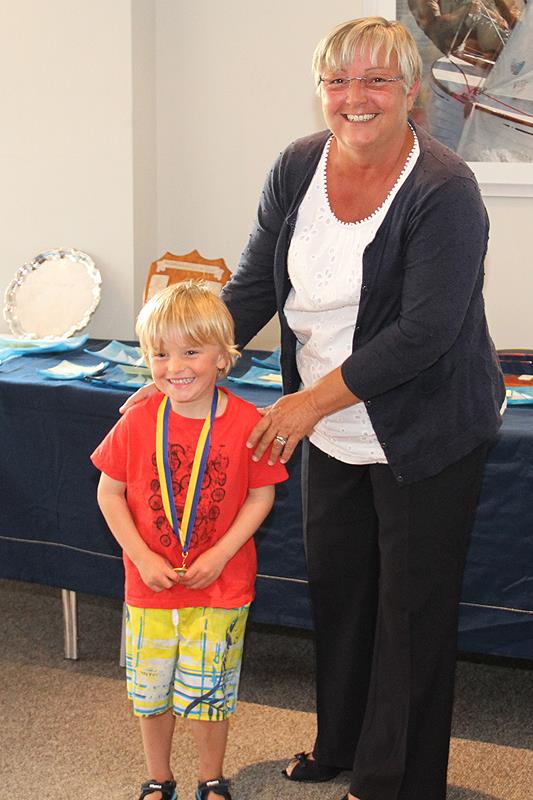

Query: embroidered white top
<box><xmin>284</xmin><ymin>130</ymin><xmax>420</xmax><ymax>464</ymax></box>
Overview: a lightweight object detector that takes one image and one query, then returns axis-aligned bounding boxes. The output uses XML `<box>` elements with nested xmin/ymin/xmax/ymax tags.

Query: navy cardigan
<box><xmin>221</xmin><ymin>123</ymin><xmax>505</xmax><ymax>484</ymax></box>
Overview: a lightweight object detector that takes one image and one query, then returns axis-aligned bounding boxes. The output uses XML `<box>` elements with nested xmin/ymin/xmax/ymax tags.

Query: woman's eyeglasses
<box><xmin>320</xmin><ymin>75</ymin><xmax>404</xmax><ymax>93</ymax></box>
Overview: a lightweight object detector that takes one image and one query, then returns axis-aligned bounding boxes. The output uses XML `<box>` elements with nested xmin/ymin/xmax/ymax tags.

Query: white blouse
<box><xmin>284</xmin><ymin>130</ymin><xmax>420</xmax><ymax>464</ymax></box>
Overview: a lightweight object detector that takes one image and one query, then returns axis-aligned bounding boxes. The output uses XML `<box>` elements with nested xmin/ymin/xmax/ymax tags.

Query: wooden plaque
<box><xmin>144</xmin><ymin>250</ymin><xmax>232</xmax><ymax>303</ymax></box>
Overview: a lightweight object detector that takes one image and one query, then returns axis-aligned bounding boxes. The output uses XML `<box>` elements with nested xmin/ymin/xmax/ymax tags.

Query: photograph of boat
<box><xmin>399</xmin><ymin>0</ymin><xmax>533</xmax><ymax>162</ymax></box>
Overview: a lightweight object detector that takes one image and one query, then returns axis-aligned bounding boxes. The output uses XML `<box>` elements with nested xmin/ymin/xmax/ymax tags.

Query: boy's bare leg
<box><xmin>188</xmin><ymin>718</ymin><xmax>230</xmax><ymax>796</ymax></box>
<box><xmin>139</xmin><ymin>710</ymin><xmax>176</xmax><ymax>798</ymax></box>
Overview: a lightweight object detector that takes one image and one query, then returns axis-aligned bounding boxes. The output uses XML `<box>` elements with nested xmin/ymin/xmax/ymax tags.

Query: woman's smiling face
<box><xmin>320</xmin><ymin>48</ymin><xmax>419</xmax><ymax>160</ymax></box>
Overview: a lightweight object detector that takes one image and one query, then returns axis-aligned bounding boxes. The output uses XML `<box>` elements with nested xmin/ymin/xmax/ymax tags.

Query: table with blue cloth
<box><xmin>0</xmin><ymin>341</ymin><xmax>532</xmax><ymax>660</ymax></box>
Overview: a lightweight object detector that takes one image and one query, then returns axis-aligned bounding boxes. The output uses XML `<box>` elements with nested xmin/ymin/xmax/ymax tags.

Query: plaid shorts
<box><xmin>125</xmin><ymin>604</ymin><xmax>250</xmax><ymax>721</ymax></box>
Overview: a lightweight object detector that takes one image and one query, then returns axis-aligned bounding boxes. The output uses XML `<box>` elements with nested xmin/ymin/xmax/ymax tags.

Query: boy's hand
<box><xmin>179</xmin><ymin>548</ymin><xmax>227</xmax><ymax>590</ymax></box>
<box><xmin>135</xmin><ymin>550</ymin><xmax>179</xmax><ymax>592</ymax></box>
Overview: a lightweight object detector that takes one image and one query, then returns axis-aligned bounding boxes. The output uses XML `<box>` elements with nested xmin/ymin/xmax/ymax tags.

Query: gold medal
<box><xmin>156</xmin><ymin>390</ymin><xmax>220</xmax><ymax>577</ymax></box>
<box><xmin>174</xmin><ymin>552</ymin><xmax>188</xmax><ymax>575</ymax></box>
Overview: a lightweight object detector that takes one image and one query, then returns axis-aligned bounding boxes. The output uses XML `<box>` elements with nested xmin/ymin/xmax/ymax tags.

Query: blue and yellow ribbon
<box><xmin>155</xmin><ymin>389</ymin><xmax>220</xmax><ymax>568</ymax></box>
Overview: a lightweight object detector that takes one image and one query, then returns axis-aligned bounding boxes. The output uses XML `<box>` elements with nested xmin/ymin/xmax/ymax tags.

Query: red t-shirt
<box><xmin>91</xmin><ymin>388</ymin><xmax>287</xmax><ymax>609</ymax></box>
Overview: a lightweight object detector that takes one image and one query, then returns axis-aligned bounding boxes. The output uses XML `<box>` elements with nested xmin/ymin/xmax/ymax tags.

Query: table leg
<box><xmin>119</xmin><ymin>602</ymin><xmax>127</xmax><ymax>667</ymax></box>
<box><xmin>61</xmin><ymin>589</ymin><xmax>78</xmax><ymax>660</ymax></box>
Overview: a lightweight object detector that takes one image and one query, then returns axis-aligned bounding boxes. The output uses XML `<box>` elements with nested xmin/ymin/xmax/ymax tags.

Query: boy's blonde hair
<box><xmin>136</xmin><ymin>280</ymin><xmax>239</xmax><ymax>378</ymax></box>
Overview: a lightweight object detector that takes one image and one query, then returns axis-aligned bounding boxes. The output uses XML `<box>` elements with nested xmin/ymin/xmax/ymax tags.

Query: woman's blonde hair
<box><xmin>312</xmin><ymin>17</ymin><xmax>422</xmax><ymax>92</ymax></box>
<box><xmin>136</xmin><ymin>280</ymin><xmax>239</xmax><ymax>378</ymax></box>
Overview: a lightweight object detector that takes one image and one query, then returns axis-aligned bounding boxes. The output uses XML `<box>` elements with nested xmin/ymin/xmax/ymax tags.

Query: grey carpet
<box><xmin>1</xmin><ymin>580</ymin><xmax>531</xmax><ymax>799</ymax></box>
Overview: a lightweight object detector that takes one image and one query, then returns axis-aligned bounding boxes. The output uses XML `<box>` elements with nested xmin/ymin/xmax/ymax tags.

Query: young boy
<box><xmin>91</xmin><ymin>282</ymin><xmax>287</xmax><ymax>800</ymax></box>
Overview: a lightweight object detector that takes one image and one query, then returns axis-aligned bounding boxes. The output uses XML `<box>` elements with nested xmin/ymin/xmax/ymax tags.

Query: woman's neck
<box><xmin>331</xmin><ymin>124</ymin><xmax>413</xmax><ymax>181</ymax></box>
<box><xmin>325</xmin><ymin>125</ymin><xmax>415</xmax><ymax>224</ymax></box>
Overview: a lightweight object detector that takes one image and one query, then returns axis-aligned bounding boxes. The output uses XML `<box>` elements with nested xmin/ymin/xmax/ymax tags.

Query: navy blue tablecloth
<box><xmin>0</xmin><ymin>341</ymin><xmax>531</xmax><ymax>658</ymax></box>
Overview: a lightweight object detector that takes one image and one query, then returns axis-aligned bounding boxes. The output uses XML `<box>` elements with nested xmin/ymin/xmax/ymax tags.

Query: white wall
<box><xmin>484</xmin><ymin>196</ymin><xmax>533</xmax><ymax>349</ymax></box>
<box><xmin>0</xmin><ymin>0</ymin><xmax>136</xmax><ymax>339</ymax></box>
<box><xmin>155</xmin><ymin>0</ymin><xmax>363</xmax><ymax>349</ymax></box>
<box><xmin>0</xmin><ymin>1</ymin><xmax>531</xmax><ymax>350</ymax></box>
<box><xmin>132</xmin><ymin>0</ymin><xmax>157</xmax><ymax>309</ymax></box>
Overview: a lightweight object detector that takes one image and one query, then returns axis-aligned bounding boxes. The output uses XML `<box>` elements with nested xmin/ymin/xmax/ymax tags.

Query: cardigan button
<box><xmin>396</xmin><ymin>474</ymin><xmax>404</xmax><ymax>482</ymax></box>
<box><xmin>361</xmin><ymin>284</ymin><xmax>369</xmax><ymax>293</ymax></box>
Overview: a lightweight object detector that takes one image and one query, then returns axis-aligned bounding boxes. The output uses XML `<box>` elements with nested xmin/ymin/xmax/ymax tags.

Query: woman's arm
<box><xmin>247</xmin><ymin>173</ymin><xmax>489</xmax><ymax>463</ymax></box>
<box><xmin>119</xmin><ymin>382</ymin><xmax>159</xmax><ymax>414</ymax></box>
<box><xmin>247</xmin><ymin>366</ymin><xmax>360</xmax><ymax>464</ymax></box>
<box><xmin>340</xmin><ymin>174</ymin><xmax>489</xmax><ymax>400</ymax></box>
<box><xmin>97</xmin><ymin>473</ymin><xmax>178</xmax><ymax>591</ymax></box>
<box><xmin>221</xmin><ymin>154</ymin><xmax>287</xmax><ymax>349</ymax></box>
<box><xmin>179</xmin><ymin>484</ymin><xmax>275</xmax><ymax>590</ymax></box>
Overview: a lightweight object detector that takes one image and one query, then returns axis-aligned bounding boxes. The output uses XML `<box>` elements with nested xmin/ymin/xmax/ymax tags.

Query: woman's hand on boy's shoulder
<box><xmin>119</xmin><ymin>382</ymin><xmax>159</xmax><ymax>414</ymax></box>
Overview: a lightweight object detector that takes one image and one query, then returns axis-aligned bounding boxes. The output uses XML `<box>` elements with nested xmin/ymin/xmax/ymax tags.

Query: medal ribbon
<box><xmin>155</xmin><ymin>389</ymin><xmax>220</xmax><ymax>558</ymax></box>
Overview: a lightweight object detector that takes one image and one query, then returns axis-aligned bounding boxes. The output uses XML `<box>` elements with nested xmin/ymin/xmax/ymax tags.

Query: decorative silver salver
<box><xmin>4</xmin><ymin>248</ymin><xmax>101</xmax><ymax>339</ymax></box>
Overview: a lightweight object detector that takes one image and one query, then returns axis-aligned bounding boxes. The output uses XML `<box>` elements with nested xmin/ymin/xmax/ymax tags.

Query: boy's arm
<box><xmin>180</xmin><ymin>484</ymin><xmax>275</xmax><ymax>590</ymax></box>
<box><xmin>97</xmin><ymin>473</ymin><xmax>178</xmax><ymax>592</ymax></box>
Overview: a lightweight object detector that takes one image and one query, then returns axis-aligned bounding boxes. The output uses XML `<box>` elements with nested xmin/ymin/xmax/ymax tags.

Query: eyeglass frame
<box><xmin>319</xmin><ymin>74</ymin><xmax>404</xmax><ymax>92</ymax></box>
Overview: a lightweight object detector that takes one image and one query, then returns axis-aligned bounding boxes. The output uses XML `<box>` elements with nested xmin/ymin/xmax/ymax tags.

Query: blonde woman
<box><xmin>222</xmin><ymin>17</ymin><xmax>504</xmax><ymax>800</ymax></box>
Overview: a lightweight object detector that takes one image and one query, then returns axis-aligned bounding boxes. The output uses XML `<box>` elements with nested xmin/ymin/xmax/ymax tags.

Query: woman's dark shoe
<box><xmin>281</xmin><ymin>751</ymin><xmax>342</xmax><ymax>782</ymax></box>
<box><xmin>195</xmin><ymin>777</ymin><xmax>232</xmax><ymax>800</ymax></box>
<box><xmin>138</xmin><ymin>779</ymin><xmax>177</xmax><ymax>800</ymax></box>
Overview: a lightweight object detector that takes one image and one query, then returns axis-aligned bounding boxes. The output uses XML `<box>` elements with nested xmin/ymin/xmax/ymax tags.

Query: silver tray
<box><xmin>3</xmin><ymin>248</ymin><xmax>101</xmax><ymax>338</ymax></box>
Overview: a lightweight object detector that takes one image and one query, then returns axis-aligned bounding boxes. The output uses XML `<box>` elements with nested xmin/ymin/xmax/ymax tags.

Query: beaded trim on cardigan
<box><xmin>323</xmin><ymin>124</ymin><xmax>419</xmax><ymax>226</ymax></box>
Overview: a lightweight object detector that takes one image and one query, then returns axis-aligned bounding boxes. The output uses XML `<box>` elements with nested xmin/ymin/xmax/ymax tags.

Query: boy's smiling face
<box><xmin>149</xmin><ymin>336</ymin><xmax>228</xmax><ymax>417</ymax></box>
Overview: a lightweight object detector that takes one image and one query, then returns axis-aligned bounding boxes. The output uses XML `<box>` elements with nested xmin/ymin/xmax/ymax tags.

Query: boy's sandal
<box><xmin>195</xmin><ymin>777</ymin><xmax>232</xmax><ymax>800</ymax></box>
<box><xmin>139</xmin><ymin>779</ymin><xmax>177</xmax><ymax>800</ymax></box>
<box><xmin>281</xmin><ymin>751</ymin><xmax>342</xmax><ymax>782</ymax></box>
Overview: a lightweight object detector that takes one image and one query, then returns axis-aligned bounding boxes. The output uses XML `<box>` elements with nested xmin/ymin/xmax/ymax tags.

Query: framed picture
<box><xmin>362</xmin><ymin>0</ymin><xmax>533</xmax><ymax>196</ymax></box>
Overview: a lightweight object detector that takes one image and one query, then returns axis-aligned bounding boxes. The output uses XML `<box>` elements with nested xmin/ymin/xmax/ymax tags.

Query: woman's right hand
<box><xmin>119</xmin><ymin>382</ymin><xmax>159</xmax><ymax>413</ymax></box>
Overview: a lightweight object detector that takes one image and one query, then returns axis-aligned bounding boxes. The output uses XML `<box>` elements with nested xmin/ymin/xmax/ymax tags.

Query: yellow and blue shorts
<box><xmin>125</xmin><ymin>604</ymin><xmax>250</xmax><ymax>721</ymax></box>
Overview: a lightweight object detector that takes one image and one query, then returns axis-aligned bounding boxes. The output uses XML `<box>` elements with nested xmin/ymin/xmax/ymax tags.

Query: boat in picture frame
<box><xmin>409</xmin><ymin>0</ymin><xmax>533</xmax><ymax>161</ymax></box>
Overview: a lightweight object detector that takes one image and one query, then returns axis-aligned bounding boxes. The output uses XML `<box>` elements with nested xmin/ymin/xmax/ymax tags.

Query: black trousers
<box><xmin>302</xmin><ymin>440</ymin><xmax>489</xmax><ymax>800</ymax></box>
